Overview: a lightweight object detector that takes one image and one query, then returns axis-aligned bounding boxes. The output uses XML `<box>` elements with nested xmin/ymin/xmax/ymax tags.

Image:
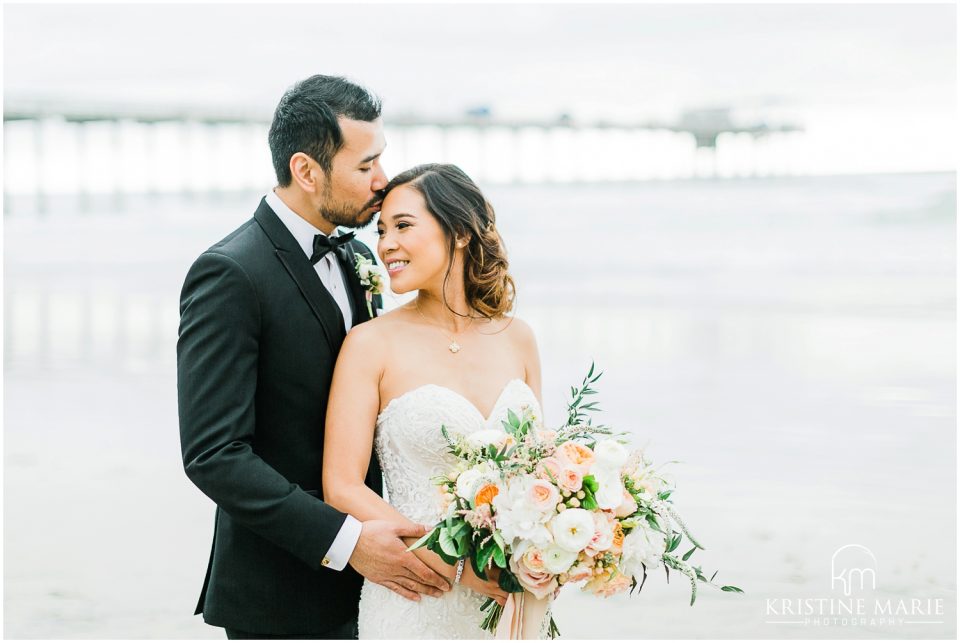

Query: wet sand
<box><xmin>4</xmin><ymin>174</ymin><xmax>956</xmax><ymax>638</ymax></box>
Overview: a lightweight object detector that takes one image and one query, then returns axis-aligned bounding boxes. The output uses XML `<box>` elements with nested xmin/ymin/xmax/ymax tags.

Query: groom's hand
<box><xmin>349</xmin><ymin>520</ymin><xmax>451</xmax><ymax>602</ymax></box>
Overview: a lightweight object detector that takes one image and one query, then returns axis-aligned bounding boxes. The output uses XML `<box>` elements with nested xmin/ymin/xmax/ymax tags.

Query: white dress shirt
<box><xmin>264</xmin><ymin>190</ymin><xmax>362</xmax><ymax>571</ymax></box>
<box><xmin>265</xmin><ymin>190</ymin><xmax>354</xmax><ymax>333</ymax></box>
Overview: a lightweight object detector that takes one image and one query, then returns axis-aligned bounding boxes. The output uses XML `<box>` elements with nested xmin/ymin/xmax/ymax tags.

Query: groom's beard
<box><xmin>318</xmin><ymin>192</ymin><xmax>382</xmax><ymax>230</ymax></box>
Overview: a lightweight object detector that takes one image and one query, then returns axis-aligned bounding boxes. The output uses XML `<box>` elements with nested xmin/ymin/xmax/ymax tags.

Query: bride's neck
<box><xmin>414</xmin><ymin>292</ymin><xmax>473</xmax><ymax>332</ymax></box>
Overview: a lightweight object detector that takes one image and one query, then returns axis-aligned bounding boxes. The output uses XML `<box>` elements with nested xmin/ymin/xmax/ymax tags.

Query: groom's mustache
<box><xmin>365</xmin><ymin>190</ymin><xmax>386</xmax><ymax>212</ymax></box>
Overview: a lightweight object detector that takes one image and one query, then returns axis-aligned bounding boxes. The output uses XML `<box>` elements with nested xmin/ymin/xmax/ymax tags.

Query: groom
<box><xmin>177</xmin><ymin>75</ymin><xmax>450</xmax><ymax>639</ymax></box>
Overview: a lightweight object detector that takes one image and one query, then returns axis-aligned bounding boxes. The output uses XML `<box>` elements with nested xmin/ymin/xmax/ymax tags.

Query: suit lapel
<box><xmin>254</xmin><ymin>199</ymin><xmax>345</xmax><ymax>350</ymax></box>
<box><xmin>335</xmin><ymin>244</ymin><xmax>371</xmax><ymax>325</ymax></box>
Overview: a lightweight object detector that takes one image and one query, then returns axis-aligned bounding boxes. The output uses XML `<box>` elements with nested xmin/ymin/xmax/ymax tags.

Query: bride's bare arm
<box><xmin>322</xmin><ymin>323</ymin><xmax>458</xmax><ymax>577</ymax></box>
<box><xmin>515</xmin><ymin>318</ymin><xmax>543</xmax><ymax>407</ymax></box>
<box><xmin>324</xmin><ymin>321</ymin><xmax>508</xmax><ymax>606</ymax></box>
<box><xmin>322</xmin><ymin>323</ymin><xmax>455</xmax><ymax>600</ymax></box>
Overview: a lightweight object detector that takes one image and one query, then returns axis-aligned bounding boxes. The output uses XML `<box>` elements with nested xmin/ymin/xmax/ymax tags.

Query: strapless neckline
<box><xmin>362</xmin><ymin>375</ymin><xmax>550</xmax><ymax>638</ymax></box>
<box><xmin>378</xmin><ymin>378</ymin><xmax>532</xmax><ymax>424</ymax></box>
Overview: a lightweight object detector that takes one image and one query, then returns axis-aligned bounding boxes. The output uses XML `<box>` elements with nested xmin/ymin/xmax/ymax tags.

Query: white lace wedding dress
<box><xmin>358</xmin><ymin>378</ymin><xmax>550</xmax><ymax>640</ymax></box>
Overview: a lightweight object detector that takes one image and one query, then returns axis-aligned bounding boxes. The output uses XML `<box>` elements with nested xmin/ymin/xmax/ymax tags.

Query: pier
<box><xmin>4</xmin><ymin>101</ymin><xmax>803</xmax><ymax>215</ymax></box>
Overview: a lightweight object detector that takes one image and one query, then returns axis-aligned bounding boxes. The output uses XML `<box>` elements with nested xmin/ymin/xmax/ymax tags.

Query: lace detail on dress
<box><xmin>358</xmin><ymin>379</ymin><xmax>552</xmax><ymax>640</ymax></box>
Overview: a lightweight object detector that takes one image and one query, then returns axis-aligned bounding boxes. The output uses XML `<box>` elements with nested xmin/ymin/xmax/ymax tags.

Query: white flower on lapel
<box><xmin>353</xmin><ymin>253</ymin><xmax>385</xmax><ymax>317</ymax></box>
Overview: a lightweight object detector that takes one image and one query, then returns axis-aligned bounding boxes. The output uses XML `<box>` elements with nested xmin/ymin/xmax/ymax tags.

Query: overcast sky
<box><xmin>4</xmin><ymin>3</ymin><xmax>957</xmax><ymax>171</ymax></box>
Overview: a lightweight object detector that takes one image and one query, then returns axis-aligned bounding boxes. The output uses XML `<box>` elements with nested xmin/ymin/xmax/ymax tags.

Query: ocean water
<box><xmin>4</xmin><ymin>172</ymin><xmax>955</xmax><ymax>638</ymax></box>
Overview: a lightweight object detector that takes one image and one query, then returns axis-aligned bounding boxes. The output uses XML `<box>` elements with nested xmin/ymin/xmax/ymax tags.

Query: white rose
<box><xmin>494</xmin><ymin>477</ymin><xmax>554</xmax><ymax>547</ymax></box>
<box><xmin>594</xmin><ymin>471</ymin><xmax>626</xmax><ymax>511</ymax></box>
<box><xmin>593</xmin><ymin>440</ymin><xmax>629</xmax><ymax>470</ymax></box>
<box><xmin>542</xmin><ymin>545</ymin><xmax>579</xmax><ymax>574</ymax></box>
<box><xmin>455</xmin><ymin>469</ymin><xmax>484</xmax><ymax>501</ymax></box>
<box><xmin>619</xmin><ymin>525</ymin><xmax>666</xmax><ymax>579</ymax></box>
<box><xmin>550</xmin><ymin>508</ymin><xmax>595</xmax><ymax>553</ymax></box>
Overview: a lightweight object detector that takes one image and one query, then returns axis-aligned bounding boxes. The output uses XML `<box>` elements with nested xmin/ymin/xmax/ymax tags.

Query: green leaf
<box><xmin>492</xmin><ymin>543</ymin><xmax>507</xmax><ymax>568</ymax></box>
<box><xmin>682</xmin><ymin>546</ymin><xmax>697</xmax><ymax>561</ymax></box>
<box><xmin>709</xmin><ymin>570</ymin><xmax>718</xmax><ymax>582</ymax></box>
<box><xmin>455</xmin><ymin>534</ymin><xmax>470</xmax><ymax>557</ymax></box>
<box><xmin>476</xmin><ymin>541</ymin><xmax>496</xmax><ymax>576</ymax></box>
<box><xmin>451</xmin><ymin>522</ymin><xmax>470</xmax><ymax>555</ymax></box>
<box><xmin>498</xmin><ymin>568</ymin><xmax>523</xmax><ymax>593</ymax></box>
<box><xmin>721</xmin><ymin>586</ymin><xmax>744</xmax><ymax>593</ymax></box>
<box><xmin>406</xmin><ymin>526</ymin><xmax>438</xmax><ymax>551</ymax></box>
<box><xmin>583</xmin><ymin>475</ymin><xmax>599</xmax><ymax>493</ymax></box>
<box><xmin>646</xmin><ymin>514</ymin><xmax>661</xmax><ymax>532</ymax></box>
<box><xmin>470</xmin><ymin>553</ymin><xmax>486</xmax><ymax>581</ymax></box>
<box><xmin>666</xmin><ymin>533</ymin><xmax>681</xmax><ymax>552</ymax></box>
<box><xmin>507</xmin><ymin>408</ymin><xmax>520</xmax><ymax>429</ymax></box>
<box><xmin>581</xmin><ymin>495</ymin><xmax>598</xmax><ymax>511</ymax></box>
<box><xmin>438</xmin><ymin>527</ymin><xmax>458</xmax><ymax>558</ymax></box>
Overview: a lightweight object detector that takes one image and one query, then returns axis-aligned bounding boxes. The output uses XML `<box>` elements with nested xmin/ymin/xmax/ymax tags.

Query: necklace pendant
<box><xmin>448</xmin><ymin>341</ymin><xmax>461</xmax><ymax>354</ymax></box>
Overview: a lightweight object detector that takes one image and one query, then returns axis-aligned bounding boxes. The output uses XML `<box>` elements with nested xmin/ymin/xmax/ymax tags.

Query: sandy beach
<box><xmin>4</xmin><ymin>174</ymin><xmax>956</xmax><ymax>638</ymax></box>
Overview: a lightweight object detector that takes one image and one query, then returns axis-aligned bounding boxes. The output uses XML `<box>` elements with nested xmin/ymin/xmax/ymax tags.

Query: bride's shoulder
<box><xmin>343</xmin><ymin>306</ymin><xmax>411</xmax><ymax>344</ymax></box>
<box><xmin>487</xmin><ymin>315</ymin><xmax>539</xmax><ymax>350</ymax></box>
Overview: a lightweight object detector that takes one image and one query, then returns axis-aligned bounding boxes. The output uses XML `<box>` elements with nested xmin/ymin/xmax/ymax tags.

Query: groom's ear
<box><xmin>289</xmin><ymin>152</ymin><xmax>324</xmax><ymax>194</ymax></box>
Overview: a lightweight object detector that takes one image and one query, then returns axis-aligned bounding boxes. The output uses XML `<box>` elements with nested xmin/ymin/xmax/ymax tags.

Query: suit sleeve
<box><xmin>177</xmin><ymin>251</ymin><xmax>347</xmax><ymax>570</ymax></box>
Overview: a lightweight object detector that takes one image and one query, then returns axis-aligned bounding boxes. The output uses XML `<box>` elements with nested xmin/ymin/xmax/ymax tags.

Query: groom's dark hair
<box><xmin>269</xmin><ymin>75</ymin><xmax>382</xmax><ymax>186</ymax></box>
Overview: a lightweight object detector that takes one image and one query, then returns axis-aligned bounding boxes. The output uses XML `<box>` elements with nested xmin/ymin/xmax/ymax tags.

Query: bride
<box><xmin>322</xmin><ymin>163</ymin><xmax>549</xmax><ymax>639</ymax></box>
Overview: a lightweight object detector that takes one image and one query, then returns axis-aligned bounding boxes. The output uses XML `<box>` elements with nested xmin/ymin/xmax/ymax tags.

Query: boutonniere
<box><xmin>354</xmin><ymin>253</ymin><xmax>385</xmax><ymax>317</ymax></box>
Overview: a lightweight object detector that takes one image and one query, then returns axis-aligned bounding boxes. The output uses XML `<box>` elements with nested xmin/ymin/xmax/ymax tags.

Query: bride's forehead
<box><xmin>381</xmin><ymin>188</ymin><xmax>429</xmax><ymax>217</ymax></box>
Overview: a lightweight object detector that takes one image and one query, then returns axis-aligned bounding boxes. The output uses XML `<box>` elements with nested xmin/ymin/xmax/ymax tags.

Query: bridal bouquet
<box><xmin>409</xmin><ymin>365</ymin><xmax>743</xmax><ymax>638</ymax></box>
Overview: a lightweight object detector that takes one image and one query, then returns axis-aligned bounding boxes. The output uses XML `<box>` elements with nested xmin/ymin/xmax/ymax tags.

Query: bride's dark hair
<box><xmin>381</xmin><ymin>163</ymin><xmax>515</xmax><ymax>319</ymax></box>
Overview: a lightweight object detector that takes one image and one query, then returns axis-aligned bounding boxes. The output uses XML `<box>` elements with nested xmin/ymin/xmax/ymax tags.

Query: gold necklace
<box><xmin>414</xmin><ymin>298</ymin><xmax>473</xmax><ymax>354</ymax></box>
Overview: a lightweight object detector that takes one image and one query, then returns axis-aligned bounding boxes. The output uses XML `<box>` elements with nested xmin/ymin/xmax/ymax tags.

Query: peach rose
<box><xmin>558</xmin><ymin>467</ymin><xmax>583</xmax><ymax>493</ymax></box>
<box><xmin>522</xmin><ymin>546</ymin><xmax>547</xmax><ymax>573</ymax></box>
<box><xmin>536</xmin><ymin>457</ymin><xmax>563</xmax><ymax>483</ymax></box>
<box><xmin>586</xmin><ymin>570</ymin><xmax>632</xmax><ymax>597</ymax></box>
<box><xmin>526</xmin><ymin>480</ymin><xmax>560</xmax><ymax>513</ymax></box>
<box><xmin>557</xmin><ymin>441</ymin><xmax>595</xmax><ymax>472</ymax></box>
<box><xmin>565</xmin><ymin>557</ymin><xmax>595</xmax><ymax>583</ymax></box>
<box><xmin>584</xmin><ymin>511</ymin><xmax>615</xmax><ymax>557</ymax></box>
<box><xmin>510</xmin><ymin>545</ymin><xmax>559</xmax><ymax>600</ymax></box>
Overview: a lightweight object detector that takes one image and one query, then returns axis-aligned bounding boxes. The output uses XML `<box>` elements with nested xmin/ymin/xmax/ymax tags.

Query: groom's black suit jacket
<box><xmin>177</xmin><ymin>198</ymin><xmax>383</xmax><ymax>635</ymax></box>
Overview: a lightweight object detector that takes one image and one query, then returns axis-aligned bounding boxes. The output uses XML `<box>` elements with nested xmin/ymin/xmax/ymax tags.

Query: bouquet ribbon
<box><xmin>495</xmin><ymin>591</ymin><xmax>550</xmax><ymax>640</ymax></box>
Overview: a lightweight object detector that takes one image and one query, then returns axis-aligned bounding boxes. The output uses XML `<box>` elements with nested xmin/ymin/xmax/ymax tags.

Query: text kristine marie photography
<box><xmin>764</xmin><ymin>544</ymin><xmax>947</xmax><ymax>629</ymax></box>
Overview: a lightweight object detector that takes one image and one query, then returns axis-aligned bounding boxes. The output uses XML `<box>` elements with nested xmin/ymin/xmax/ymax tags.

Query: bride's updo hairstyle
<box><xmin>382</xmin><ymin>163</ymin><xmax>515</xmax><ymax>319</ymax></box>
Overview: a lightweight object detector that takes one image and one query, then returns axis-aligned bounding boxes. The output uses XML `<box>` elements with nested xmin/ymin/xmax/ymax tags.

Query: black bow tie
<box><xmin>310</xmin><ymin>231</ymin><xmax>356</xmax><ymax>265</ymax></box>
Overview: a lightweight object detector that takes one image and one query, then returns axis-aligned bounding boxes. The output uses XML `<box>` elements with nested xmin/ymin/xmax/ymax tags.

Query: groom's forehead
<box><xmin>337</xmin><ymin>117</ymin><xmax>386</xmax><ymax>157</ymax></box>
